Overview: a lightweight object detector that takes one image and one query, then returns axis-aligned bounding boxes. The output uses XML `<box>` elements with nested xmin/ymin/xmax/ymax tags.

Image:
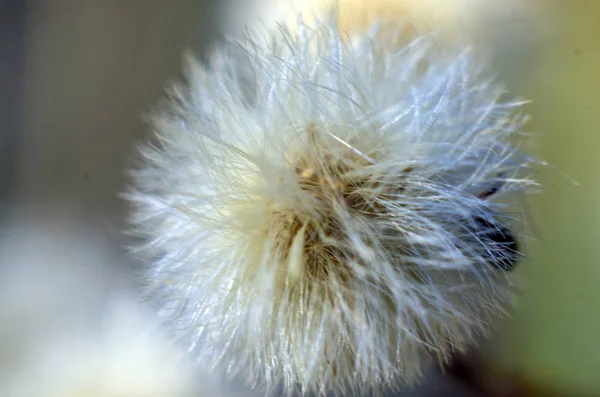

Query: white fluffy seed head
<box><xmin>127</xmin><ymin>16</ymin><xmax>538</xmax><ymax>397</ymax></box>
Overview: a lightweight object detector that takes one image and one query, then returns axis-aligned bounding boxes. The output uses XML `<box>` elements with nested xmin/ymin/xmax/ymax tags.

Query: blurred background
<box><xmin>0</xmin><ymin>0</ymin><xmax>598</xmax><ymax>396</ymax></box>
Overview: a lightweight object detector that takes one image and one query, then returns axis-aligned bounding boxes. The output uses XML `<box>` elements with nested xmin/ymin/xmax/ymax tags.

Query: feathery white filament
<box><xmin>127</xmin><ymin>17</ymin><xmax>536</xmax><ymax>396</ymax></box>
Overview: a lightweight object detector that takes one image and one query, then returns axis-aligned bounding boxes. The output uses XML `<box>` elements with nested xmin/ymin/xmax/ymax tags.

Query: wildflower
<box><xmin>127</xmin><ymin>17</ymin><xmax>537</xmax><ymax>396</ymax></box>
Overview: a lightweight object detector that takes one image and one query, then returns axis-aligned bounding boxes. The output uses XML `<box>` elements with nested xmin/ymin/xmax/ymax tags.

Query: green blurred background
<box><xmin>493</xmin><ymin>2</ymin><xmax>600</xmax><ymax>395</ymax></box>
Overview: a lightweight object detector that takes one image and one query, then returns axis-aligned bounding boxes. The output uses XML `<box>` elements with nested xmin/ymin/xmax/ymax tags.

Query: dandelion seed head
<box><xmin>127</xmin><ymin>17</ymin><xmax>537</xmax><ymax>396</ymax></box>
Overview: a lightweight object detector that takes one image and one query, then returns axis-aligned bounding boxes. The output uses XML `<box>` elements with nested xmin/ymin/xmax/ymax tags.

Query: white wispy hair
<box><xmin>127</xmin><ymin>16</ymin><xmax>538</xmax><ymax>397</ymax></box>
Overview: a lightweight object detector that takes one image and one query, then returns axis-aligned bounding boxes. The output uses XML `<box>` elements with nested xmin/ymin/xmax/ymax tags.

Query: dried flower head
<box><xmin>127</xmin><ymin>16</ymin><xmax>537</xmax><ymax>397</ymax></box>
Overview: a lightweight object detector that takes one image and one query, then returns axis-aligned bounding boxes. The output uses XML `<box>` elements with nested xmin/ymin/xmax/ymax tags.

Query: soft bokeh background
<box><xmin>492</xmin><ymin>1</ymin><xmax>600</xmax><ymax>394</ymax></box>
<box><xmin>1</xmin><ymin>1</ymin><xmax>598</xmax><ymax>396</ymax></box>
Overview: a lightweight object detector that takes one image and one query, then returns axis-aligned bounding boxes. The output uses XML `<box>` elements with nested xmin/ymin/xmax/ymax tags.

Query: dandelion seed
<box><xmin>126</xmin><ymin>15</ymin><xmax>538</xmax><ymax>397</ymax></box>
